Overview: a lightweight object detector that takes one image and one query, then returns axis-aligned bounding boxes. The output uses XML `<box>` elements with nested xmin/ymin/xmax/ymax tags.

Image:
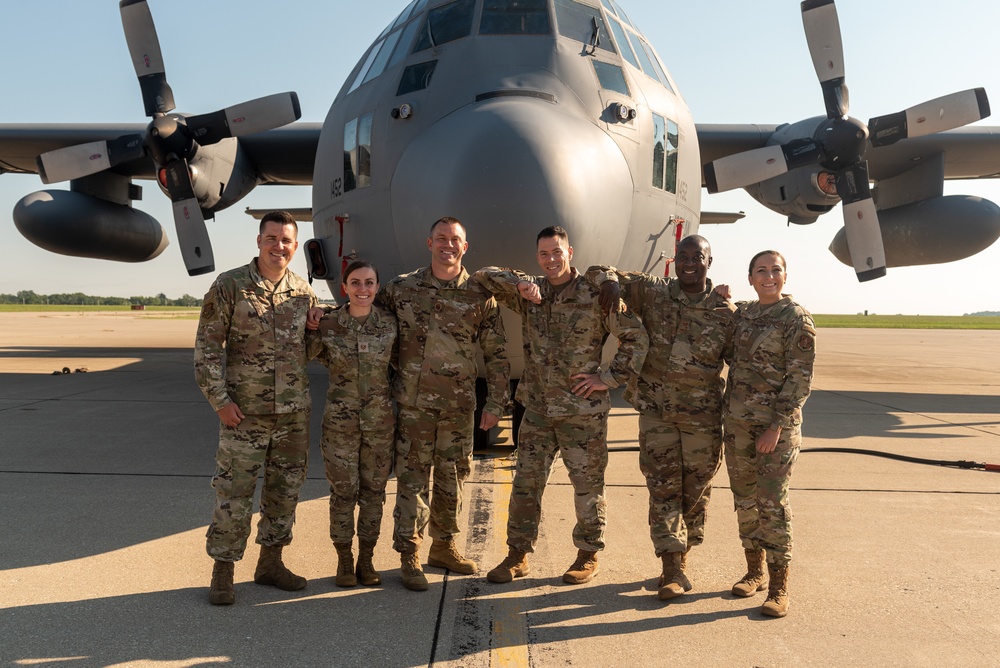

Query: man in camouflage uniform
<box><xmin>587</xmin><ymin>235</ymin><xmax>736</xmax><ymax>600</ymax></box>
<box><xmin>724</xmin><ymin>249</ymin><xmax>816</xmax><ymax>618</ymax></box>
<box><xmin>477</xmin><ymin>226</ymin><xmax>647</xmax><ymax>586</ymax></box>
<box><xmin>194</xmin><ymin>210</ymin><xmax>318</xmax><ymax>605</ymax></box>
<box><xmin>376</xmin><ymin>217</ymin><xmax>509</xmax><ymax>591</ymax></box>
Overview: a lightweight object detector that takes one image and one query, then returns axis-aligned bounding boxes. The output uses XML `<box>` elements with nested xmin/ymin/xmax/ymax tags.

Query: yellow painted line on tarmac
<box><xmin>490</xmin><ymin>456</ymin><xmax>530</xmax><ymax>668</ymax></box>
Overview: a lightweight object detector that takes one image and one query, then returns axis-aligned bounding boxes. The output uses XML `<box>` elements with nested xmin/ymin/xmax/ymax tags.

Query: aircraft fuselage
<box><xmin>310</xmin><ymin>0</ymin><xmax>700</xmax><ymax>289</ymax></box>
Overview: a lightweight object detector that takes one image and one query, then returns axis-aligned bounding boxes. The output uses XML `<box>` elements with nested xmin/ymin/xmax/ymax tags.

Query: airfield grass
<box><xmin>811</xmin><ymin>314</ymin><xmax>999</xmax><ymax>329</ymax></box>
<box><xmin>0</xmin><ymin>305</ymin><xmax>201</xmax><ymax>319</ymax></box>
<box><xmin>1</xmin><ymin>305</ymin><xmax>997</xmax><ymax>328</ymax></box>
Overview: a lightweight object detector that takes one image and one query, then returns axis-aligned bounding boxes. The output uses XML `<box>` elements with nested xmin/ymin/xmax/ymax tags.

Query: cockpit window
<box><xmin>603</xmin><ymin>13</ymin><xmax>675</xmax><ymax>94</ymax></box>
<box><xmin>387</xmin><ymin>19</ymin><xmax>422</xmax><ymax>71</ymax></box>
<box><xmin>343</xmin><ymin>113</ymin><xmax>373</xmax><ymax>194</ymax></box>
<box><xmin>362</xmin><ymin>30</ymin><xmax>403</xmax><ymax>86</ymax></box>
<box><xmin>592</xmin><ymin>61</ymin><xmax>629</xmax><ymax>96</ymax></box>
<box><xmin>393</xmin><ymin>0</ymin><xmax>418</xmax><ymax>29</ymax></box>
<box><xmin>626</xmin><ymin>31</ymin><xmax>657</xmax><ymax>79</ymax></box>
<box><xmin>480</xmin><ymin>0</ymin><xmax>551</xmax><ymax>35</ymax></box>
<box><xmin>554</xmin><ymin>0</ymin><xmax>615</xmax><ymax>54</ymax></box>
<box><xmin>397</xmin><ymin>60</ymin><xmax>438</xmax><ymax>96</ymax></box>
<box><xmin>652</xmin><ymin>113</ymin><xmax>678</xmax><ymax>194</ymax></box>
<box><xmin>348</xmin><ymin>42</ymin><xmax>386</xmax><ymax>95</ymax></box>
<box><xmin>606</xmin><ymin>18</ymin><xmax>639</xmax><ymax>70</ymax></box>
<box><xmin>413</xmin><ymin>0</ymin><xmax>476</xmax><ymax>52</ymax></box>
<box><xmin>638</xmin><ymin>39</ymin><xmax>674</xmax><ymax>92</ymax></box>
<box><xmin>608</xmin><ymin>0</ymin><xmax>634</xmax><ymax>29</ymax></box>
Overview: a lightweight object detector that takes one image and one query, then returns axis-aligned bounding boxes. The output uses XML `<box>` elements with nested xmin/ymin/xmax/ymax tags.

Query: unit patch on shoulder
<box><xmin>797</xmin><ymin>333</ymin><xmax>815</xmax><ymax>352</ymax></box>
<box><xmin>201</xmin><ymin>299</ymin><xmax>216</xmax><ymax>320</ymax></box>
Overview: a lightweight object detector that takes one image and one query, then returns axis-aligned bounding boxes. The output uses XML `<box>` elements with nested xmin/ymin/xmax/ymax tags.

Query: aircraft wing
<box><xmin>233</xmin><ymin>122</ymin><xmax>321</xmax><ymax>186</ymax></box>
<box><xmin>0</xmin><ymin>124</ymin><xmax>151</xmax><ymax>177</ymax></box>
<box><xmin>0</xmin><ymin>122</ymin><xmax>322</xmax><ymax>185</ymax></box>
<box><xmin>696</xmin><ymin>124</ymin><xmax>1000</xmax><ymax>187</ymax></box>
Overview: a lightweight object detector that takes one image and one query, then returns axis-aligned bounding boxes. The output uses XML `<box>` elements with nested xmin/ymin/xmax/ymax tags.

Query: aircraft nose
<box><xmin>390</xmin><ymin>96</ymin><xmax>634</xmax><ymax>270</ymax></box>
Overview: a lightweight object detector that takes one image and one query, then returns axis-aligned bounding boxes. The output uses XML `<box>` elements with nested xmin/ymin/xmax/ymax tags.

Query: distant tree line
<box><xmin>965</xmin><ymin>311</ymin><xmax>1000</xmax><ymax>316</ymax></box>
<box><xmin>1</xmin><ymin>290</ymin><xmax>201</xmax><ymax>307</ymax></box>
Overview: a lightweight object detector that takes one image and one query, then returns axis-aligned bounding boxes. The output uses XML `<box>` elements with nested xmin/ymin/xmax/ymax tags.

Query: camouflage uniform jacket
<box><xmin>474</xmin><ymin>267</ymin><xmax>648</xmax><ymax>417</ymax></box>
<box><xmin>194</xmin><ymin>260</ymin><xmax>318</xmax><ymax>415</ymax></box>
<box><xmin>724</xmin><ymin>295</ymin><xmax>816</xmax><ymax>429</ymax></box>
<box><xmin>586</xmin><ymin>267</ymin><xmax>736</xmax><ymax>430</ymax></box>
<box><xmin>308</xmin><ymin>304</ymin><xmax>398</xmax><ymax>430</ymax></box>
<box><xmin>375</xmin><ymin>266</ymin><xmax>509</xmax><ymax>415</ymax></box>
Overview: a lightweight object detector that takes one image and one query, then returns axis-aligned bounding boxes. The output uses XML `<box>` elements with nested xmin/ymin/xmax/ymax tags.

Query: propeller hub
<box><xmin>147</xmin><ymin>114</ymin><xmax>195</xmax><ymax>165</ymax></box>
<box><xmin>815</xmin><ymin>116</ymin><xmax>868</xmax><ymax>168</ymax></box>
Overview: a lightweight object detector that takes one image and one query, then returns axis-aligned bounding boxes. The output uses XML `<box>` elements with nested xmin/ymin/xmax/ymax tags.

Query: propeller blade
<box><xmin>37</xmin><ymin>134</ymin><xmax>145</xmax><ymax>184</ymax></box>
<box><xmin>120</xmin><ymin>0</ymin><xmax>175</xmax><ymax>116</ymax></box>
<box><xmin>869</xmin><ymin>88</ymin><xmax>991</xmax><ymax>148</ymax></box>
<box><xmin>705</xmin><ymin>138</ymin><xmax>824</xmax><ymax>193</ymax></box>
<box><xmin>186</xmin><ymin>92</ymin><xmax>302</xmax><ymax>145</ymax></box>
<box><xmin>835</xmin><ymin>161</ymin><xmax>886</xmax><ymax>281</ymax></box>
<box><xmin>801</xmin><ymin>0</ymin><xmax>848</xmax><ymax>118</ymax></box>
<box><xmin>163</xmin><ymin>160</ymin><xmax>215</xmax><ymax>276</ymax></box>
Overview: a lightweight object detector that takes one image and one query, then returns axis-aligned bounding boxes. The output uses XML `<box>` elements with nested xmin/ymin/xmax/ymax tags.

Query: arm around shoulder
<box><xmin>600</xmin><ymin>306</ymin><xmax>648</xmax><ymax>388</ymax></box>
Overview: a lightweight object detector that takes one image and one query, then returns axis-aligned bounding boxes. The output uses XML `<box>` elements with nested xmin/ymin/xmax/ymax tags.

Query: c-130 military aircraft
<box><xmin>2</xmin><ymin>0</ymin><xmax>1000</xmax><ymax>293</ymax></box>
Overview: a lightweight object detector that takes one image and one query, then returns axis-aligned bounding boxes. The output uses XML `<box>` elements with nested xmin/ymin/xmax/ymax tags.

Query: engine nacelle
<box><xmin>13</xmin><ymin>190</ymin><xmax>169</xmax><ymax>262</ymax></box>
<box><xmin>154</xmin><ymin>138</ymin><xmax>259</xmax><ymax>212</ymax></box>
<box><xmin>745</xmin><ymin>166</ymin><xmax>840</xmax><ymax>225</ymax></box>
<box><xmin>829</xmin><ymin>195</ymin><xmax>1000</xmax><ymax>267</ymax></box>
<box><xmin>736</xmin><ymin>117</ymin><xmax>842</xmax><ymax>224</ymax></box>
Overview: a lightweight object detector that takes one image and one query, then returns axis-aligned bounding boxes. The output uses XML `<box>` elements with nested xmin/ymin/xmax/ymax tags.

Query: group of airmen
<box><xmin>193</xmin><ymin>210</ymin><xmax>816</xmax><ymax>620</ymax></box>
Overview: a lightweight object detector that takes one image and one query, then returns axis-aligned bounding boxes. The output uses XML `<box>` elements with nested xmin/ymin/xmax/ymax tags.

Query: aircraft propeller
<box><xmin>35</xmin><ymin>0</ymin><xmax>301</xmax><ymax>276</ymax></box>
<box><xmin>703</xmin><ymin>0</ymin><xmax>990</xmax><ymax>282</ymax></box>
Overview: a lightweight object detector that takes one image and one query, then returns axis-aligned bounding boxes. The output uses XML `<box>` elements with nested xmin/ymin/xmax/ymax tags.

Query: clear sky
<box><xmin>2</xmin><ymin>0</ymin><xmax>999</xmax><ymax>313</ymax></box>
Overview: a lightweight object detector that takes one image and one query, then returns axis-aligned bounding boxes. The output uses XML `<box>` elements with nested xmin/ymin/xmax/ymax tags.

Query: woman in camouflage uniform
<box><xmin>311</xmin><ymin>260</ymin><xmax>398</xmax><ymax>587</ymax></box>
<box><xmin>723</xmin><ymin>250</ymin><xmax>816</xmax><ymax>618</ymax></box>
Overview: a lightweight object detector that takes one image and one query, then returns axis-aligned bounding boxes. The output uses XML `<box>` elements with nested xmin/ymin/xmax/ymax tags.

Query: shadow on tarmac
<box><xmin>0</xmin><ymin>583</ymin><xmax>441</xmax><ymax>668</ymax></box>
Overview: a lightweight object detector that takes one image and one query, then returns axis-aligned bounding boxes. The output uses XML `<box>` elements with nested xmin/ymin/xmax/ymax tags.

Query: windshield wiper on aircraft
<box><xmin>590</xmin><ymin>17</ymin><xmax>602</xmax><ymax>52</ymax></box>
<box><xmin>425</xmin><ymin>20</ymin><xmax>436</xmax><ymax>48</ymax></box>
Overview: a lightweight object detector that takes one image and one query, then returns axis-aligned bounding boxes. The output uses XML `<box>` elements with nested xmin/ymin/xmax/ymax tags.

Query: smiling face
<box><xmin>344</xmin><ymin>266</ymin><xmax>379</xmax><ymax>312</ymax></box>
<box><xmin>748</xmin><ymin>252</ymin><xmax>787</xmax><ymax>304</ymax></box>
<box><xmin>536</xmin><ymin>234</ymin><xmax>573</xmax><ymax>285</ymax></box>
<box><xmin>675</xmin><ymin>236</ymin><xmax>712</xmax><ymax>293</ymax></box>
<box><xmin>427</xmin><ymin>221</ymin><xmax>468</xmax><ymax>279</ymax></box>
<box><xmin>256</xmin><ymin>221</ymin><xmax>299</xmax><ymax>282</ymax></box>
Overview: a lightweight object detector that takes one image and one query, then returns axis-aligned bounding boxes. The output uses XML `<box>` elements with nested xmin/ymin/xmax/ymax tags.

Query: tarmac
<box><xmin>1</xmin><ymin>311</ymin><xmax>998</xmax><ymax>668</ymax></box>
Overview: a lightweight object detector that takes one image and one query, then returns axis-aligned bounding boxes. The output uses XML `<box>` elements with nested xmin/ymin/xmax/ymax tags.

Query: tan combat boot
<box><xmin>208</xmin><ymin>560</ymin><xmax>235</xmax><ymax>605</ymax></box>
<box><xmin>400</xmin><ymin>552</ymin><xmax>429</xmax><ymax>591</ymax></box>
<box><xmin>253</xmin><ymin>544</ymin><xmax>307</xmax><ymax>591</ymax></box>
<box><xmin>427</xmin><ymin>538</ymin><xmax>478</xmax><ymax>574</ymax></box>
<box><xmin>356</xmin><ymin>541</ymin><xmax>382</xmax><ymax>586</ymax></box>
<box><xmin>657</xmin><ymin>552</ymin><xmax>685</xmax><ymax>600</ymax></box>
<box><xmin>334</xmin><ymin>542</ymin><xmax>358</xmax><ymax>588</ymax></box>
<box><xmin>677</xmin><ymin>547</ymin><xmax>693</xmax><ymax>592</ymax></box>
<box><xmin>486</xmin><ymin>548</ymin><xmax>530</xmax><ymax>584</ymax></box>
<box><xmin>732</xmin><ymin>548</ymin><xmax>767</xmax><ymax>597</ymax></box>
<box><xmin>562</xmin><ymin>549</ymin><xmax>600</xmax><ymax>585</ymax></box>
<box><xmin>761</xmin><ymin>562</ymin><xmax>790</xmax><ymax>617</ymax></box>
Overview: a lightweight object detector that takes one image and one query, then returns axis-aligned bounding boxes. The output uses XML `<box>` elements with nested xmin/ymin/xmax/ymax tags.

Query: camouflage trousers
<box><xmin>723</xmin><ymin>418</ymin><xmax>800</xmax><ymax>565</ymax></box>
<box><xmin>321</xmin><ymin>413</ymin><xmax>395</xmax><ymax>546</ymax></box>
<box><xmin>392</xmin><ymin>404</ymin><xmax>473</xmax><ymax>554</ymax></box>
<box><xmin>206</xmin><ymin>411</ymin><xmax>310</xmax><ymax>562</ymax></box>
<box><xmin>638</xmin><ymin>413</ymin><xmax>723</xmax><ymax>555</ymax></box>
<box><xmin>506</xmin><ymin>410</ymin><xmax>609</xmax><ymax>553</ymax></box>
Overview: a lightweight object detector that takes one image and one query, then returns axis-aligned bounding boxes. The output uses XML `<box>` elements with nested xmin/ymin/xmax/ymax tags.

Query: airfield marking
<box><xmin>490</xmin><ymin>456</ymin><xmax>530</xmax><ymax>667</ymax></box>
